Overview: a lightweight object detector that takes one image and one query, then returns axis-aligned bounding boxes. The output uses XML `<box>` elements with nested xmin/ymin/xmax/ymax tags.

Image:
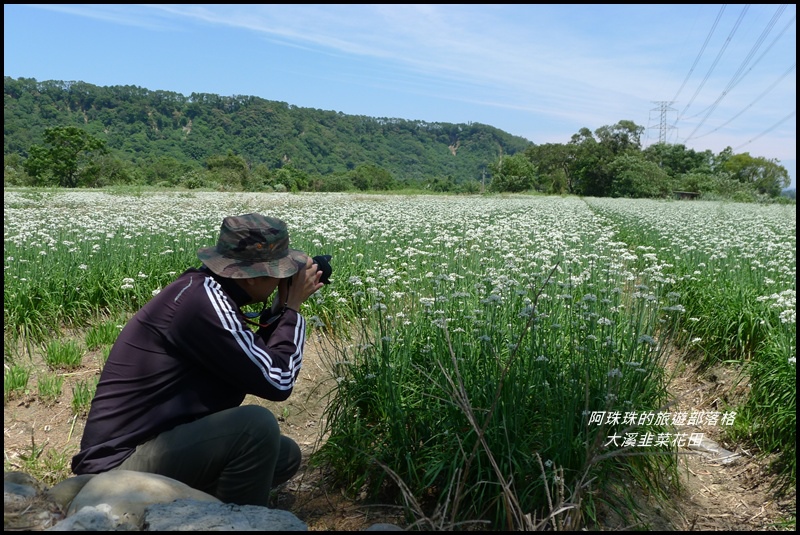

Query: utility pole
<box><xmin>649</xmin><ymin>101</ymin><xmax>677</xmax><ymax>145</ymax></box>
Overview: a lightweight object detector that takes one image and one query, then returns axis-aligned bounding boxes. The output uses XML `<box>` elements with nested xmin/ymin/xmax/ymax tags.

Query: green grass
<box><xmin>4</xmin><ymin>363</ymin><xmax>30</xmax><ymax>401</ymax></box>
<box><xmin>84</xmin><ymin>320</ymin><xmax>122</xmax><ymax>350</ymax></box>
<box><xmin>12</xmin><ymin>435</ymin><xmax>73</xmax><ymax>488</ymax></box>
<box><xmin>36</xmin><ymin>372</ymin><xmax>65</xmax><ymax>405</ymax></box>
<box><xmin>313</xmin><ymin>254</ymin><xmax>680</xmax><ymax>528</ymax></box>
<box><xmin>44</xmin><ymin>339</ymin><xmax>84</xmax><ymax>369</ymax></box>
<box><xmin>71</xmin><ymin>378</ymin><xmax>98</xmax><ymax>416</ymax></box>
<box><xmin>731</xmin><ymin>330</ymin><xmax>796</xmax><ymax>493</ymax></box>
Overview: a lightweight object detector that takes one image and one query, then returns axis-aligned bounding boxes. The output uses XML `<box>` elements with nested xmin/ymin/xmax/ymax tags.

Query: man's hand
<box><xmin>284</xmin><ymin>256</ymin><xmax>324</xmax><ymax>312</ymax></box>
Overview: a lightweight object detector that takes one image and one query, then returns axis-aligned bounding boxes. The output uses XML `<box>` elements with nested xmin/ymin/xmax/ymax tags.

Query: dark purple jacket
<box><xmin>71</xmin><ymin>267</ymin><xmax>305</xmax><ymax>475</ymax></box>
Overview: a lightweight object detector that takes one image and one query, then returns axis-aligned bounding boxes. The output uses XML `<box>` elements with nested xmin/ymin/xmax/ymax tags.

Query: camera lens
<box><xmin>313</xmin><ymin>255</ymin><xmax>332</xmax><ymax>284</ymax></box>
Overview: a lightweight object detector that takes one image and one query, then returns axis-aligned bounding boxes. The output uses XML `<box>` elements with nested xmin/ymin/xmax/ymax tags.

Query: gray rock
<box><xmin>46</xmin><ymin>474</ymin><xmax>96</xmax><ymax>511</ymax></box>
<box><xmin>66</xmin><ymin>470</ymin><xmax>220</xmax><ymax>529</ymax></box>
<box><xmin>5</xmin><ymin>472</ymin><xmax>66</xmax><ymax>530</ymax></box>
<box><xmin>5</xmin><ymin>470</ymin><xmax>374</xmax><ymax>531</ymax></box>
<box><xmin>5</xmin><ymin>470</ymin><xmax>42</xmax><ymax>499</ymax></box>
<box><xmin>46</xmin><ymin>503</ymin><xmax>122</xmax><ymax>531</ymax></box>
<box><xmin>5</xmin><ymin>470</ymin><xmax>43</xmax><ymax>489</ymax></box>
<box><xmin>5</xmin><ymin>480</ymin><xmax>39</xmax><ymax>499</ymax></box>
<box><xmin>143</xmin><ymin>499</ymin><xmax>307</xmax><ymax>531</ymax></box>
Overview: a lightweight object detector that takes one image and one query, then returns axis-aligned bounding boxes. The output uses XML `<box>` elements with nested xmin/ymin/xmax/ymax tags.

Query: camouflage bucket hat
<box><xmin>197</xmin><ymin>214</ymin><xmax>307</xmax><ymax>279</ymax></box>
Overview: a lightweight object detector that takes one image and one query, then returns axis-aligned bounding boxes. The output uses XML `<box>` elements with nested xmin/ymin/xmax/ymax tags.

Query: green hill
<box><xmin>4</xmin><ymin>76</ymin><xmax>532</xmax><ymax>185</ymax></box>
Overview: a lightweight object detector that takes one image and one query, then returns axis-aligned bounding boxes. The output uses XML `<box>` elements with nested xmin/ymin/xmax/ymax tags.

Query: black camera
<box><xmin>312</xmin><ymin>254</ymin><xmax>333</xmax><ymax>284</ymax></box>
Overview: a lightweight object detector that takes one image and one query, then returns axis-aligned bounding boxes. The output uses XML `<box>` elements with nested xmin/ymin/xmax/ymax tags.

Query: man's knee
<box><xmin>228</xmin><ymin>405</ymin><xmax>280</xmax><ymax>444</ymax></box>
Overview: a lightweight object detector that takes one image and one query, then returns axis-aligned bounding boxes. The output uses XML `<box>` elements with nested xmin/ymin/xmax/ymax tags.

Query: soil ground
<box><xmin>4</xmin><ymin>333</ymin><xmax>795</xmax><ymax>531</ymax></box>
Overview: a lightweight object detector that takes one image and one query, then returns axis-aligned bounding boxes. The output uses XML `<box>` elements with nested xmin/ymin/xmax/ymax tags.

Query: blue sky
<box><xmin>4</xmin><ymin>4</ymin><xmax>796</xmax><ymax>188</ymax></box>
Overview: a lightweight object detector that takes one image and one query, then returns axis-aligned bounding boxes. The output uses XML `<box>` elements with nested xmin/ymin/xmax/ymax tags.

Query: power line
<box><xmin>722</xmin><ymin>9</ymin><xmax>793</xmax><ymax>98</ymax></box>
<box><xmin>670</xmin><ymin>4</ymin><xmax>727</xmax><ymax>107</ymax></box>
<box><xmin>677</xmin><ymin>4</ymin><xmax>749</xmax><ymax>121</ymax></box>
<box><xmin>690</xmin><ymin>62</ymin><xmax>795</xmax><ymax>141</ymax></box>
<box><xmin>683</xmin><ymin>4</ymin><xmax>790</xmax><ymax>142</ymax></box>
<box><xmin>733</xmin><ymin>110</ymin><xmax>796</xmax><ymax>151</ymax></box>
<box><xmin>688</xmin><ymin>12</ymin><xmax>796</xmax><ymax>142</ymax></box>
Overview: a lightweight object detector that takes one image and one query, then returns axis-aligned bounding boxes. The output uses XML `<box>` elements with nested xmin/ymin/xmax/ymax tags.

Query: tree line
<box><xmin>3</xmin><ymin>77</ymin><xmax>792</xmax><ymax>201</ymax></box>
<box><xmin>492</xmin><ymin>121</ymin><xmax>791</xmax><ymax>200</ymax></box>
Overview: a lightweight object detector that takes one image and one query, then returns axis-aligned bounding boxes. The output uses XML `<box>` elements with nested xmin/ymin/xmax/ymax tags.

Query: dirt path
<box><xmin>639</xmin><ymin>352</ymin><xmax>796</xmax><ymax>531</ymax></box>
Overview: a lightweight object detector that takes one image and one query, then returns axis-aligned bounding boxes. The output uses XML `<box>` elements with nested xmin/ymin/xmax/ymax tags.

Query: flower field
<box><xmin>4</xmin><ymin>189</ymin><xmax>796</xmax><ymax>528</ymax></box>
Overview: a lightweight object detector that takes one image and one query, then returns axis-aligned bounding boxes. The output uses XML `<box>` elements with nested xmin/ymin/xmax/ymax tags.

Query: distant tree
<box><xmin>547</xmin><ymin>168</ymin><xmax>569</xmax><ymax>195</ymax></box>
<box><xmin>314</xmin><ymin>172</ymin><xmax>355</xmax><ymax>192</ymax></box>
<box><xmin>594</xmin><ymin>120</ymin><xmax>644</xmax><ymax>153</ymax></box>
<box><xmin>206</xmin><ymin>151</ymin><xmax>250</xmax><ymax>190</ymax></box>
<box><xmin>142</xmin><ymin>156</ymin><xmax>195</xmax><ymax>186</ymax></box>
<box><xmin>676</xmin><ymin>171</ymin><xmax>721</xmax><ymax>195</ymax></box>
<box><xmin>608</xmin><ymin>153</ymin><xmax>674</xmax><ymax>198</ymax></box>
<box><xmin>23</xmin><ymin>126</ymin><xmax>107</xmax><ymax>187</ymax></box>
<box><xmin>719</xmin><ymin>152</ymin><xmax>790</xmax><ymax>197</ymax></box>
<box><xmin>453</xmin><ymin>178</ymin><xmax>481</xmax><ymax>194</ymax></box>
<box><xmin>81</xmin><ymin>154</ymin><xmax>135</xmax><ymax>187</ymax></box>
<box><xmin>712</xmin><ymin>146</ymin><xmax>734</xmax><ymax>171</ymax></box>
<box><xmin>250</xmin><ymin>163</ymin><xmax>274</xmax><ymax>191</ymax></box>
<box><xmin>642</xmin><ymin>143</ymin><xmax>713</xmax><ymax>178</ymax></box>
<box><xmin>582</xmin><ymin>120</ymin><xmax>645</xmax><ymax>196</ymax></box>
<box><xmin>350</xmin><ymin>164</ymin><xmax>396</xmax><ymax>191</ymax></box>
<box><xmin>4</xmin><ymin>153</ymin><xmax>29</xmax><ymax>186</ymax></box>
<box><xmin>567</xmin><ymin>127</ymin><xmax>605</xmax><ymax>196</ymax></box>
<box><xmin>424</xmin><ymin>174</ymin><xmax>458</xmax><ymax>192</ymax></box>
<box><xmin>488</xmin><ymin>153</ymin><xmax>537</xmax><ymax>192</ymax></box>
<box><xmin>524</xmin><ymin>143</ymin><xmax>572</xmax><ymax>193</ymax></box>
<box><xmin>273</xmin><ymin>165</ymin><xmax>309</xmax><ymax>192</ymax></box>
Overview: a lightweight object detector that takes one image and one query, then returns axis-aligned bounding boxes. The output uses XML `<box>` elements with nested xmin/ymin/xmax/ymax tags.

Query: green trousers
<box><xmin>114</xmin><ymin>405</ymin><xmax>301</xmax><ymax>506</ymax></box>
